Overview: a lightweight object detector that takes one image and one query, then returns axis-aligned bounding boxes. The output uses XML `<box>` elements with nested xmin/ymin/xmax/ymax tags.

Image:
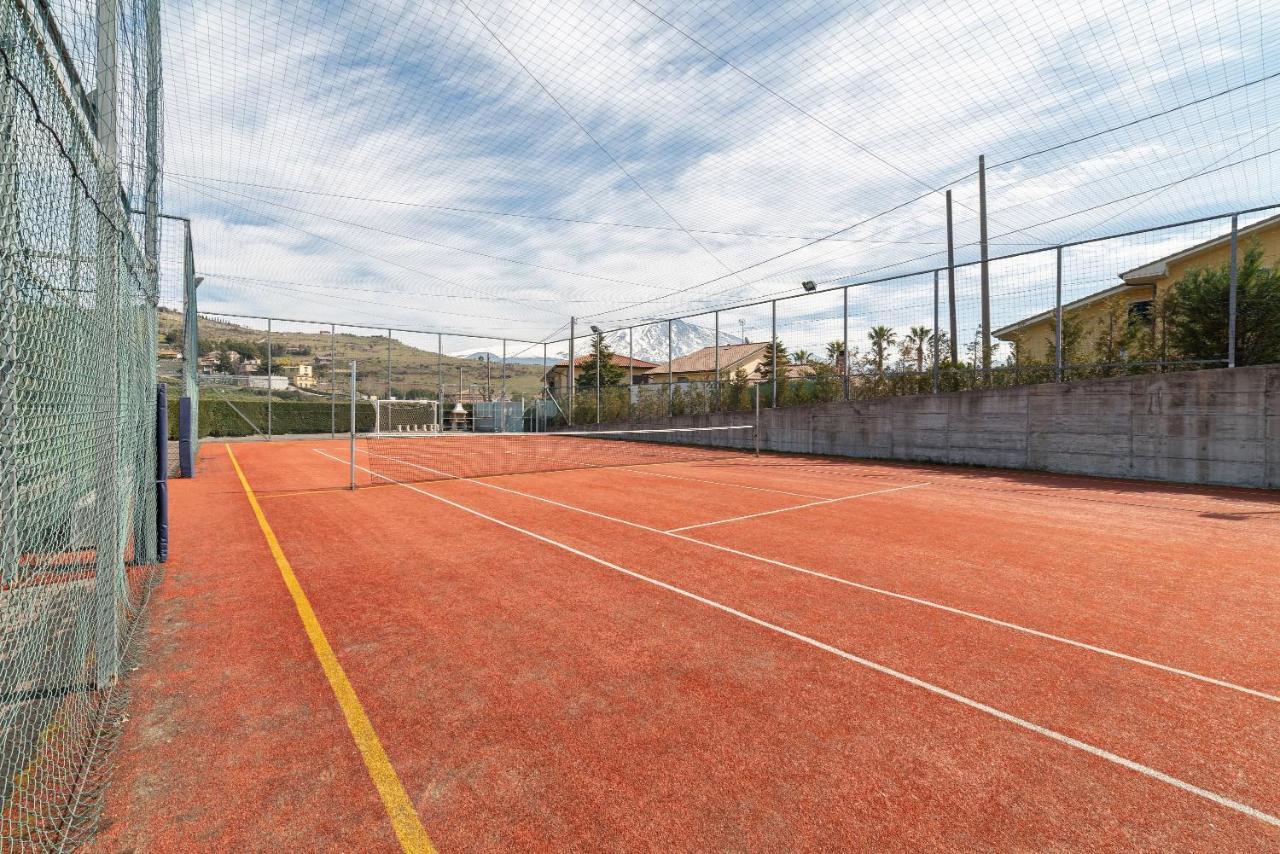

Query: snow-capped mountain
<box><xmin>562</xmin><ymin>318</ymin><xmax>742</xmax><ymax>363</ymax></box>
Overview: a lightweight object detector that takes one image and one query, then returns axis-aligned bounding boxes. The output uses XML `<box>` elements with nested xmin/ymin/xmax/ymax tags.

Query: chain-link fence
<box><xmin>569</xmin><ymin>203</ymin><xmax>1280</xmax><ymax>425</ymax></box>
<box><xmin>1</xmin><ymin>0</ymin><xmax>162</xmax><ymax>846</ymax></box>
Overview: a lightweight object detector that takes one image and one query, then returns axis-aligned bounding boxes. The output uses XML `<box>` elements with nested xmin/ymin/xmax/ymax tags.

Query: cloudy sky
<box><xmin>152</xmin><ymin>0</ymin><xmax>1278</xmax><ymax>351</ymax></box>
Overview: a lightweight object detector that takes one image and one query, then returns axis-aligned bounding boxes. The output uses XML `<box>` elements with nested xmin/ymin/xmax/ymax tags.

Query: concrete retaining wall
<box><xmin>584</xmin><ymin>365</ymin><xmax>1280</xmax><ymax>489</ymax></box>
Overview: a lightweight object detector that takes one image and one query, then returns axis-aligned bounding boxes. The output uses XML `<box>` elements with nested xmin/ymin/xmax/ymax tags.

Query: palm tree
<box><xmin>791</xmin><ymin>348</ymin><xmax>813</xmax><ymax>364</ymax></box>
<box><xmin>902</xmin><ymin>325</ymin><xmax>931</xmax><ymax>373</ymax></box>
<box><xmin>867</xmin><ymin>325</ymin><xmax>897</xmax><ymax>374</ymax></box>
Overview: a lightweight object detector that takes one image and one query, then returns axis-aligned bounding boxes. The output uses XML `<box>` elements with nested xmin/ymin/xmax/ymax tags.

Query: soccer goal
<box><xmin>372</xmin><ymin>399</ymin><xmax>441</xmax><ymax>434</ymax></box>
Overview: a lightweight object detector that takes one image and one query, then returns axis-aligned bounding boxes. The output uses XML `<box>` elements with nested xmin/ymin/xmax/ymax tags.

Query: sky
<box><xmin>147</xmin><ymin>0</ymin><xmax>1279</xmax><ymax>350</ymax></box>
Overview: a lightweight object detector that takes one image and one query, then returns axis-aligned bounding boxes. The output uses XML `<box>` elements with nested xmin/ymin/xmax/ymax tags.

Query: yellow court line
<box><xmin>225</xmin><ymin>445</ymin><xmax>435</xmax><ymax>853</ymax></box>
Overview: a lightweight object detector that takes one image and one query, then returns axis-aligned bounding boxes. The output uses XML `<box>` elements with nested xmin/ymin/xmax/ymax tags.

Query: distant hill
<box><xmin>158</xmin><ymin>309</ymin><xmax>549</xmax><ymax>399</ymax></box>
<box><xmin>448</xmin><ymin>348</ymin><xmax>551</xmax><ymax>366</ymax></box>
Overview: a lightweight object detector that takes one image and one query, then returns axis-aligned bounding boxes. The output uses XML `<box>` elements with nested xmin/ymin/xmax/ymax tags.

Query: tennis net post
<box><xmin>349</xmin><ymin>361</ymin><xmax>357</xmax><ymax>490</ymax></box>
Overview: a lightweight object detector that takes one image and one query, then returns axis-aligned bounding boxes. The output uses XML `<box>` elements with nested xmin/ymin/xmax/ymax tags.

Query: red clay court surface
<box><xmin>92</xmin><ymin>436</ymin><xmax>1280</xmax><ymax>851</ymax></box>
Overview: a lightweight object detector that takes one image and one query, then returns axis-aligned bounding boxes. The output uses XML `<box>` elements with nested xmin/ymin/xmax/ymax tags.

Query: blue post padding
<box><xmin>178</xmin><ymin>396</ymin><xmax>193</xmax><ymax>478</ymax></box>
<box><xmin>156</xmin><ymin>384</ymin><xmax>169</xmax><ymax>562</ymax></box>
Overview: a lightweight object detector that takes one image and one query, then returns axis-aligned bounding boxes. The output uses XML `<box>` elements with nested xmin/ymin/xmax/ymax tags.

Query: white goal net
<box><xmin>373</xmin><ymin>400</ymin><xmax>441</xmax><ymax>434</ymax></box>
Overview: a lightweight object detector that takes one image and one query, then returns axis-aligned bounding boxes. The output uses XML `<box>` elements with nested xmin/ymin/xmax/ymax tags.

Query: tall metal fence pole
<box><xmin>502</xmin><ymin>339</ymin><xmax>508</xmax><ymax>431</ymax></box>
<box><xmin>541</xmin><ymin>342</ymin><xmax>548</xmax><ymax>431</ymax></box>
<box><xmin>348</xmin><ymin>362</ymin><xmax>357</xmax><ymax>490</ymax></box>
<box><xmin>667</xmin><ymin>319</ymin><xmax>674</xmax><ymax>417</ymax></box>
<box><xmin>628</xmin><ymin>327</ymin><xmax>634</xmax><ymax>420</ymax></box>
<box><xmin>842</xmin><ymin>286</ymin><xmax>850</xmax><ymax>401</ymax></box>
<box><xmin>1055</xmin><ymin>246</ymin><xmax>1064</xmax><ymax>382</ymax></box>
<box><xmin>946</xmin><ymin>189</ymin><xmax>958</xmax><ymax>365</ymax></box>
<box><xmin>385</xmin><ymin>329</ymin><xmax>392</xmax><ymax>399</ymax></box>
<box><xmin>94</xmin><ymin>0</ymin><xmax>122</xmax><ymax>688</ymax></box>
<box><xmin>770</xmin><ymin>300</ymin><xmax>777</xmax><ymax>408</ymax></box>
<box><xmin>181</xmin><ymin>220</ymin><xmax>198</xmax><ymax>474</ymax></box>
<box><xmin>978</xmin><ymin>155</ymin><xmax>991</xmax><ymax>384</ymax></box>
<box><xmin>568</xmin><ymin>316</ymin><xmax>575</xmax><ymax>425</ymax></box>
<box><xmin>266</xmin><ymin>318</ymin><xmax>272</xmax><ymax>440</ymax></box>
<box><xmin>329</xmin><ymin>323</ymin><xmax>336</xmax><ymax>437</ymax></box>
<box><xmin>1228</xmin><ymin>214</ymin><xmax>1239</xmax><ymax>368</ymax></box>
<box><xmin>0</xmin><ymin>41</ymin><xmax>19</xmax><ymax>582</ymax></box>
<box><xmin>932</xmin><ymin>271</ymin><xmax>940</xmax><ymax>393</ymax></box>
<box><xmin>714</xmin><ymin>311</ymin><xmax>720</xmax><ymax>412</ymax></box>
<box><xmin>436</xmin><ymin>333</ymin><xmax>443</xmax><ymax>425</ymax></box>
<box><xmin>594</xmin><ymin>334</ymin><xmax>601</xmax><ymax>424</ymax></box>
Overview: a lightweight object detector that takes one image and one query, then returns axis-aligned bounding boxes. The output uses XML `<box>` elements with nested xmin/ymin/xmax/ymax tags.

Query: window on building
<box><xmin>1127</xmin><ymin>299</ymin><xmax>1154</xmax><ymax>328</ymax></box>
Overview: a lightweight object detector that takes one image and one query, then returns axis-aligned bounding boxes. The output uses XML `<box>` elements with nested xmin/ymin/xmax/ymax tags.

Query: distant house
<box><xmin>157</xmin><ymin>346</ymin><xmax>181</xmax><ymax>360</ymax></box>
<box><xmin>236</xmin><ymin>357</ymin><xmax>262</xmax><ymax>375</ymax></box>
<box><xmin>995</xmin><ymin>213</ymin><xmax>1280</xmax><ymax>362</ymax></box>
<box><xmin>544</xmin><ymin>354</ymin><xmax>658</xmax><ymax>395</ymax></box>
<box><xmin>645</xmin><ymin>342</ymin><xmax>769</xmax><ymax>385</ymax></box>
<box><xmin>284</xmin><ymin>363</ymin><xmax>316</xmax><ymax>390</ymax></box>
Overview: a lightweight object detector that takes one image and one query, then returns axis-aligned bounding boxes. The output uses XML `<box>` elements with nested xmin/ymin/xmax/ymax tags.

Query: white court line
<box><xmin>345</xmin><ymin>448</ymin><xmax>1280</xmax><ymax>705</ymax></box>
<box><xmin>622</xmin><ymin>467</ymin><xmax>829</xmax><ymax>500</ymax></box>
<box><xmin>314</xmin><ymin>448</ymin><xmax>1280</xmax><ymax>830</ymax></box>
<box><xmin>666</xmin><ymin>482</ymin><xmax>930</xmax><ymax>532</ymax></box>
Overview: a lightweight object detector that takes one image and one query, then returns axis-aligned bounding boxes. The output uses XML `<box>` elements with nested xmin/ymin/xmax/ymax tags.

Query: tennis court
<box><xmin>95</xmin><ymin>432</ymin><xmax>1280</xmax><ymax>850</ymax></box>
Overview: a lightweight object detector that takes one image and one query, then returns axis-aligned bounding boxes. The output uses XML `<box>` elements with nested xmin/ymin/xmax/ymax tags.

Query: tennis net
<box><xmin>362</xmin><ymin>425</ymin><xmax>757</xmax><ymax>485</ymax></box>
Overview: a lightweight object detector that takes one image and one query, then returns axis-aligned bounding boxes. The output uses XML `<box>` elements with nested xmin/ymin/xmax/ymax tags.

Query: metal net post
<box><xmin>594</xmin><ymin>333</ymin><xmax>601</xmax><ymax>424</ymax></box>
<box><xmin>568</xmin><ymin>317</ymin><xmax>576</xmax><ymax>425</ymax></box>
<box><xmin>502</xmin><ymin>340</ymin><xmax>508</xmax><ymax>431</ymax></box>
<box><xmin>1055</xmin><ymin>246</ymin><xmax>1064</xmax><ymax>382</ymax></box>
<box><xmin>842</xmin><ymin>287</ymin><xmax>850</xmax><ymax>401</ymax></box>
<box><xmin>329</xmin><ymin>323</ymin><xmax>336</xmax><ymax>436</ymax></box>
<box><xmin>713</xmin><ymin>312</ymin><xmax>720</xmax><ymax>412</ymax></box>
<box><xmin>93</xmin><ymin>0</ymin><xmax>123</xmax><ymax>688</ymax></box>
<box><xmin>946</xmin><ymin>189</ymin><xmax>958</xmax><ymax>365</ymax></box>
<box><xmin>770</xmin><ymin>300</ymin><xmax>777</xmax><ymax>408</ymax></box>
<box><xmin>349</xmin><ymin>362</ymin><xmax>357</xmax><ymax>490</ymax></box>
<box><xmin>266</xmin><ymin>317</ymin><xmax>272</xmax><ymax>440</ymax></box>
<box><xmin>666</xmin><ymin>319</ymin><xmax>673</xmax><ymax>418</ymax></box>
<box><xmin>978</xmin><ymin>155</ymin><xmax>991</xmax><ymax>384</ymax></box>
<box><xmin>1228</xmin><ymin>215</ymin><xmax>1239</xmax><ymax>368</ymax></box>
<box><xmin>0</xmin><ymin>27</ymin><xmax>17</xmax><ymax>582</ymax></box>
<box><xmin>181</xmin><ymin>220</ymin><xmax>198</xmax><ymax>469</ymax></box>
<box><xmin>932</xmin><ymin>272</ymin><xmax>940</xmax><ymax>393</ymax></box>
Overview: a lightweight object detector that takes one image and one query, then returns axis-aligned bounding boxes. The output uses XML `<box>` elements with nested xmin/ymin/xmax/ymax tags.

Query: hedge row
<box><xmin>167</xmin><ymin>398</ymin><xmax>375</xmax><ymax>438</ymax></box>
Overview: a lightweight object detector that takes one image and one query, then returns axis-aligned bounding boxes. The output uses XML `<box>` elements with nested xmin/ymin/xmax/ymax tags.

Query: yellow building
<box><xmin>995</xmin><ymin>213</ymin><xmax>1280</xmax><ymax>363</ymax></box>
<box><xmin>285</xmin><ymin>363</ymin><xmax>316</xmax><ymax>390</ymax></box>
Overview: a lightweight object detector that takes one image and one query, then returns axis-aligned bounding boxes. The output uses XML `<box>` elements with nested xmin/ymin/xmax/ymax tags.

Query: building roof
<box><xmin>550</xmin><ymin>354</ymin><xmax>658</xmax><ymax>370</ymax></box>
<box><xmin>1119</xmin><ymin>211</ymin><xmax>1280</xmax><ymax>283</ymax></box>
<box><xmin>992</xmin><ymin>283</ymin><xmax>1152</xmax><ymax>339</ymax></box>
<box><xmin>646</xmin><ymin>342</ymin><xmax>767</xmax><ymax>375</ymax></box>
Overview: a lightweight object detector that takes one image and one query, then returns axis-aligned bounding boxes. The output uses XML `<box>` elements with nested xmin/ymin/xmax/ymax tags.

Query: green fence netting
<box><xmin>0</xmin><ymin>0</ymin><xmax>161</xmax><ymax>847</ymax></box>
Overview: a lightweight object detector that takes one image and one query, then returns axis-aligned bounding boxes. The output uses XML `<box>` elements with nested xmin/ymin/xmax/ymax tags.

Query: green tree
<box><xmin>758</xmin><ymin>338</ymin><xmax>789</xmax><ymax>379</ymax></box>
<box><xmin>867</xmin><ymin>325</ymin><xmax>897</xmax><ymax>374</ymax></box>
<box><xmin>575</xmin><ymin>333</ymin><xmax>626</xmax><ymax>390</ymax></box>
<box><xmin>927</xmin><ymin>330</ymin><xmax>950</xmax><ymax>365</ymax></box>
<box><xmin>1164</xmin><ymin>241</ymin><xmax>1280</xmax><ymax>366</ymax></box>
<box><xmin>791</xmin><ymin>348</ymin><xmax>813</xmax><ymax>364</ymax></box>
